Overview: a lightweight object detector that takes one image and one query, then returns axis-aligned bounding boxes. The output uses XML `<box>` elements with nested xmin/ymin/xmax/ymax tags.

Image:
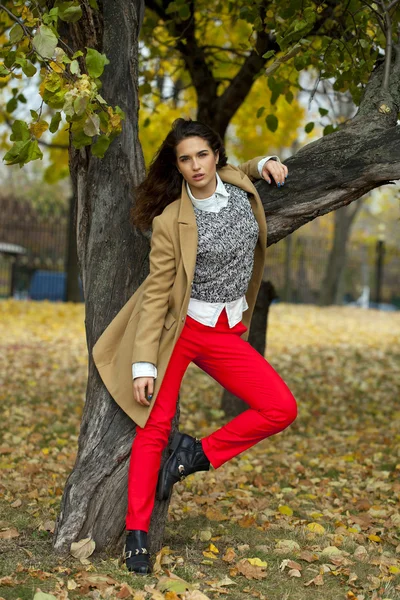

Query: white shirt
<box><xmin>132</xmin><ymin>155</ymin><xmax>280</xmax><ymax>380</ymax></box>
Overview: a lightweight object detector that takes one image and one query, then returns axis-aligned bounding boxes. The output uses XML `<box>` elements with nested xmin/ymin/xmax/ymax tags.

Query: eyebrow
<box><xmin>178</xmin><ymin>149</ymin><xmax>209</xmax><ymax>159</ymax></box>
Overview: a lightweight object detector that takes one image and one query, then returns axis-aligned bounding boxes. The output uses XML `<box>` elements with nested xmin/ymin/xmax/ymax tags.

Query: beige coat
<box><xmin>92</xmin><ymin>157</ymin><xmax>268</xmax><ymax>428</ymax></box>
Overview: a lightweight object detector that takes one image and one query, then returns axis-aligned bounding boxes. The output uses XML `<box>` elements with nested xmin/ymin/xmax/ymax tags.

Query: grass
<box><xmin>1</xmin><ymin>300</ymin><xmax>400</xmax><ymax>599</ymax></box>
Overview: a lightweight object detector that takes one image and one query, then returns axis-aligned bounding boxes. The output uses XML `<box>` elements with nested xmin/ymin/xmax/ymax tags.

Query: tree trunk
<box><xmin>220</xmin><ymin>281</ymin><xmax>278</xmax><ymax>417</ymax></box>
<box><xmin>65</xmin><ymin>194</ymin><xmax>82</xmax><ymax>302</ymax></box>
<box><xmin>319</xmin><ymin>200</ymin><xmax>364</xmax><ymax>306</ymax></box>
<box><xmin>52</xmin><ymin>0</ymin><xmax>178</xmax><ymax>557</ymax></box>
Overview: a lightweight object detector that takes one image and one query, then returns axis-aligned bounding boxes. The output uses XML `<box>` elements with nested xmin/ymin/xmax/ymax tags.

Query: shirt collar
<box><xmin>186</xmin><ymin>171</ymin><xmax>229</xmax><ymax>204</ymax></box>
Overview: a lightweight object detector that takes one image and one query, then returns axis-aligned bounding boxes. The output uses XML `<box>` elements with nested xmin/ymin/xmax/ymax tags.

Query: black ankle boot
<box><xmin>124</xmin><ymin>529</ymin><xmax>151</xmax><ymax>575</ymax></box>
<box><xmin>156</xmin><ymin>432</ymin><xmax>211</xmax><ymax>501</ymax></box>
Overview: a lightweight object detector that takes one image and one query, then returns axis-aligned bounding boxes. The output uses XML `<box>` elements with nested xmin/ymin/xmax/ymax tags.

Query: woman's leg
<box><xmin>126</xmin><ymin>323</ymin><xmax>198</xmax><ymax>531</ymax></box>
<box><xmin>194</xmin><ymin>309</ymin><xmax>298</xmax><ymax>469</ymax></box>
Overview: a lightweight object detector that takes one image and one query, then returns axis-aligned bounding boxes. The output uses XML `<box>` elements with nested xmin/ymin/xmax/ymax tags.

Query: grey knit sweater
<box><xmin>191</xmin><ymin>183</ymin><xmax>259</xmax><ymax>303</ymax></box>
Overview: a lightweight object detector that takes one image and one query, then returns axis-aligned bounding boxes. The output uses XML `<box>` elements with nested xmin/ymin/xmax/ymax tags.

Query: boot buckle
<box><xmin>178</xmin><ymin>464</ymin><xmax>186</xmax><ymax>480</ymax></box>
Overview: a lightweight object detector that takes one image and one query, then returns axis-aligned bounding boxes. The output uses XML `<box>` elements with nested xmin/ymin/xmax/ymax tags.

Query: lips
<box><xmin>193</xmin><ymin>174</ymin><xmax>204</xmax><ymax>180</ymax></box>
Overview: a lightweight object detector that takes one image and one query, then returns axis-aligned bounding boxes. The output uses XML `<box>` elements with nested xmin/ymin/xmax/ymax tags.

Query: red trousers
<box><xmin>126</xmin><ymin>307</ymin><xmax>297</xmax><ymax>531</ymax></box>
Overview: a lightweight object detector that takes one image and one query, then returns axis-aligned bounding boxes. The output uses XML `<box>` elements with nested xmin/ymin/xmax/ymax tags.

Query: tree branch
<box><xmin>256</xmin><ymin>125</ymin><xmax>400</xmax><ymax>246</ymax></box>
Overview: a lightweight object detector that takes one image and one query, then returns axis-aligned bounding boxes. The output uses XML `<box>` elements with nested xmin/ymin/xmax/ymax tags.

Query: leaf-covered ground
<box><xmin>0</xmin><ymin>299</ymin><xmax>399</xmax><ymax>600</ymax></box>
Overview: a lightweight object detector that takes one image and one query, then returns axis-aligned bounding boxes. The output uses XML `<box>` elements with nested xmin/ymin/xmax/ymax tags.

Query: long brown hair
<box><xmin>130</xmin><ymin>118</ymin><xmax>228</xmax><ymax>232</ymax></box>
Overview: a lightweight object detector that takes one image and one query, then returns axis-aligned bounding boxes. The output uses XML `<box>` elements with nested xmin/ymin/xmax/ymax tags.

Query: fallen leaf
<box><xmin>278</xmin><ymin>505</ymin><xmax>293</xmax><ymax>516</ymax></box>
<box><xmin>222</xmin><ymin>547</ymin><xmax>236</xmax><ymax>563</ymax></box>
<box><xmin>246</xmin><ymin>557</ymin><xmax>267</xmax><ymax>567</ymax></box>
<box><xmin>0</xmin><ymin>527</ymin><xmax>19</xmax><ymax>539</ymax></box>
<box><xmin>275</xmin><ymin>539</ymin><xmax>300</xmax><ymax>553</ymax></box>
<box><xmin>304</xmin><ymin>573</ymin><xmax>324</xmax><ymax>586</ymax></box>
<box><xmin>235</xmin><ymin>558</ymin><xmax>267</xmax><ymax>580</ymax></box>
<box><xmin>70</xmin><ymin>537</ymin><xmax>95</xmax><ymax>560</ymax></box>
<box><xmin>306</xmin><ymin>523</ymin><xmax>326</xmax><ymax>534</ymax></box>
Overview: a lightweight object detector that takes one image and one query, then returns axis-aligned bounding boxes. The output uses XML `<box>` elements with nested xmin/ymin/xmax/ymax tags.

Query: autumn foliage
<box><xmin>1</xmin><ymin>300</ymin><xmax>399</xmax><ymax>599</ymax></box>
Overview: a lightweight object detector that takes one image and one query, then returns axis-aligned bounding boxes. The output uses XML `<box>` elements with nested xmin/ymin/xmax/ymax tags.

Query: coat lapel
<box><xmin>177</xmin><ymin>165</ymin><xmax>267</xmax><ymax>282</ymax></box>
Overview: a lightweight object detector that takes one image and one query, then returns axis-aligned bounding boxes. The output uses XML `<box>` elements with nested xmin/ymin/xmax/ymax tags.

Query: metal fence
<box><xmin>0</xmin><ymin>199</ymin><xmax>399</xmax><ymax>307</ymax></box>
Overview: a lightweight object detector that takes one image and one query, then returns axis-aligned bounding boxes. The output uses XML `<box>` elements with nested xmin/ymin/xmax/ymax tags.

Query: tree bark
<box><xmin>52</xmin><ymin>0</ymin><xmax>174</xmax><ymax>556</ymax></box>
<box><xmin>53</xmin><ymin>1</ymin><xmax>400</xmax><ymax>558</ymax></box>
<box><xmin>65</xmin><ymin>194</ymin><xmax>82</xmax><ymax>302</ymax></box>
<box><xmin>220</xmin><ymin>281</ymin><xmax>278</xmax><ymax>418</ymax></box>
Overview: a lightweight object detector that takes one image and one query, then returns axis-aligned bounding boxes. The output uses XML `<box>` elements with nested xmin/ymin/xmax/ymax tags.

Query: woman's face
<box><xmin>175</xmin><ymin>136</ymin><xmax>219</xmax><ymax>193</ymax></box>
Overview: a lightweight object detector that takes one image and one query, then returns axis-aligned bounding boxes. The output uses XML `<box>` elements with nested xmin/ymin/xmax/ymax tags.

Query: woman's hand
<box><xmin>133</xmin><ymin>377</ymin><xmax>154</xmax><ymax>406</ymax></box>
<box><xmin>262</xmin><ymin>159</ymin><xmax>288</xmax><ymax>187</ymax></box>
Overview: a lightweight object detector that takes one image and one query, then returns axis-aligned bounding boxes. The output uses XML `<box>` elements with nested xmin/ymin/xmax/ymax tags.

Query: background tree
<box><xmin>0</xmin><ymin>0</ymin><xmax>399</xmax><ymax>558</ymax></box>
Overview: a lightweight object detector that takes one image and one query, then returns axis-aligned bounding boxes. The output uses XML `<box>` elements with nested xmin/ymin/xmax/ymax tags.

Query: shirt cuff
<box><xmin>132</xmin><ymin>362</ymin><xmax>158</xmax><ymax>380</ymax></box>
<box><xmin>257</xmin><ymin>155</ymin><xmax>281</xmax><ymax>178</ymax></box>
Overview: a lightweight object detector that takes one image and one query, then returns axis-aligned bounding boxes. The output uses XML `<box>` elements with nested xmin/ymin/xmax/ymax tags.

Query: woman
<box><xmin>92</xmin><ymin>118</ymin><xmax>297</xmax><ymax>575</ymax></box>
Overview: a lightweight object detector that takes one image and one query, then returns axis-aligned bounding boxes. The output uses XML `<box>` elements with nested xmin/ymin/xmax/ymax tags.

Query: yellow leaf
<box><xmin>49</xmin><ymin>60</ymin><xmax>65</xmax><ymax>73</ymax></box>
<box><xmin>389</xmin><ymin>566</ymin><xmax>400</xmax><ymax>574</ymax></box>
<box><xmin>29</xmin><ymin>120</ymin><xmax>49</xmax><ymax>139</ymax></box>
<box><xmin>368</xmin><ymin>534</ymin><xmax>382</xmax><ymax>543</ymax></box>
<box><xmin>307</xmin><ymin>523</ymin><xmax>326</xmax><ymax>534</ymax></box>
<box><xmin>202</xmin><ymin>551</ymin><xmax>218</xmax><ymax>559</ymax></box>
<box><xmin>247</xmin><ymin>558</ymin><xmax>268</xmax><ymax>567</ymax></box>
<box><xmin>279</xmin><ymin>505</ymin><xmax>293</xmax><ymax>516</ymax></box>
<box><xmin>208</xmin><ymin>543</ymin><xmax>219</xmax><ymax>554</ymax></box>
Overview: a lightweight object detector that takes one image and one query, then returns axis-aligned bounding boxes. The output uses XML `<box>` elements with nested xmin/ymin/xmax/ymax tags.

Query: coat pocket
<box><xmin>164</xmin><ymin>310</ymin><xmax>177</xmax><ymax>330</ymax></box>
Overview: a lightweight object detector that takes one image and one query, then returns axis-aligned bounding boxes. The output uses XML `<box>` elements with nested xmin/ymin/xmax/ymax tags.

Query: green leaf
<box><xmin>83</xmin><ymin>113</ymin><xmax>100</xmax><ymax>136</ymax></box>
<box><xmin>32</xmin><ymin>25</ymin><xmax>58</xmax><ymax>59</ymax></box>
<box><xmin>323</xmin><ymin>124</ymin><xmax>335</xmax><ymax>136</ymax></box>
<box><xmin>44</xmin><ymin>72</ymin><xmax>62</xmax><ymax>92</ymax></box>
<box><xmin>22</xmin><ymin>61</ymin><xmax>37</xmax><ymax>77</ymax></box>
<box><xmin>143</xmin><ymin>117</ymin><xmax>151</xmax><ymax>127</ymax></box>
<box><xmin>318</xmin><ymin>107</ymin><xmax>329</xmax><ymax>117</ymax></box>
<box><xmin>95</xmin><ymin>93</ymin><xmax>107</xmax><ymax>104</ymax></box>
<box><xmin>178</xmin><ymin>4</ymin><xmax>190</xmax><ymax>19</ymax></box>
<box><xmin>6</xmin><ymin>97</ymin><xmax>18</xmax><ymax>113</ymax></box>
<box><xmin>262</xmin><ymin>50</ymin><xmax>275</xmax><ymax>60</ymax></box>
<box><xmin>4</xmin><ymin>138</ymin><xmax>43</xmax><ymax>167</ymax></box>
<box><xmin>114</xmin><ymin>106</ymin><xmax>125</xmax><ymax>120</ymax></box>
<box><xmin>30</xmin><ymin>109</ymin><xmax>40</xmax><ymax>119</ymax></box>
<box><xmin>89</xmin><ymin>0</ymin><xmax>99</xmax><ymax>8</ymax></box>
<box><xmin>73</xmin><ymin>95</ymin><xmax>89</xmax><ymax>116</ymax></box>
<box><xmin>71</xmin><ymin>124</ymin><xmax>93</xmax><ymax>149</ymax></box>
<box><xmin>49</xmin><ymin>111</ymin><xmax>62</xmax><ymax>133</ymax></box>
<box><xmin>10</xmin><ymin>24</ymin><xmax>24</xmax><ymax>44</ymax></box>
<box><xmin>0</xmin><ymin>64</ymin><xmax>9</xmax><ymax>76</ymax></box>
<box><xmin>256</xmin><ymin>106</ymin><xmax>265</xmax><ymax>118</ymax></box>
<box><xmin>265</xmin><ymin>114</ymin><xmax>278</xmax><ymax>132</ymax></box>
<box><xmin>305</xmin><ymin>121</ymin><xmax>314</xmax><ymax>133</ymax></box>
<box><xmin>285</xmin><ymin>91</ymin><xmax>294</xmax><ymax>104</ymax></box>
<box><xmin>10</xmin><ymin>120</ymin><xmax>30</xmax><ymax>141</ymax></box>
<box><xmin>70</xmin><ymin>59</ymin><xmax>80</xmax><ymax>75</ymax></box>
<box><xmin>85</xmin><ymin>47</ymin><xmax>110</xmax><ymax>78</ymax></box>
<box><xmin>91</xmin><ymin>134</ymin><xmax>111</xmax><ymax>158</ymax></box>
<box><xmin>55</xmin><ymin>1</ymin><xmax>83</xmax><ymax>23</ymax></box>
<box><xmin>139</xmin><ymin>82</ymin><xmax>152</xmax><ymax>95</ymax></box>
<box><xmin>4</xmin><ymin>51</ymin><xmax>16</xmax><ymax>68</ymax></box>
<box><xmin>165</xmin><ymin>2</ymin><xmax>178</xmax><ymax>14</ymax></box>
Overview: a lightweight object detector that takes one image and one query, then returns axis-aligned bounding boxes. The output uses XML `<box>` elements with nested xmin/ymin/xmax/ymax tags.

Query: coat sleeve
<box><xmin>238</xmin><ymin>155</ymin><xmax>281</xmax><ymax>181</ymax></box>
<box><xmin>131</xmin><ymin>214</ymin><xmax>176</xmax><ymax>365</ymax></box>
